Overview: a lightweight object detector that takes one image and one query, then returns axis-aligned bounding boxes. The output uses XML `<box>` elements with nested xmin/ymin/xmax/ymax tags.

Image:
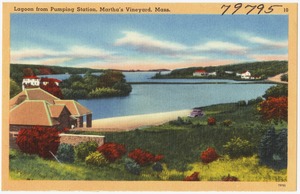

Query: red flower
<box><xmin>16</xmin><ymin>126</ymin><xmax>60</xmax><ymax>159</ymax></box>
<box><xmin>128</xmin><ymin>148</ymin><xmax>163</xmax><ymax>166</ymax></box>
<box><xmin>200</xmin><ymin>147</ymin><xmax>219</xmax><ymax>164</ymax></box>
<box><xmin>184</xmin><ymin>172</ymin><xmax>200</xmax><ymax>181</ymax></box>
<box><xmin>207</xmin><ymin>117</ymin><xmax>216</xmax><ymax>125</ymax></box>
<box><xmin>97</xmin><ymin>142</ymin><xmax>126</xmax><ymax>162</ymax></box>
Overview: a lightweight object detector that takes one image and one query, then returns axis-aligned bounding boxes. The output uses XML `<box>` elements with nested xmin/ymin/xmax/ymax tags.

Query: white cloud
<box><xmin>10</xmin><ymin>45</ymin><xmax>116</xmax><ymax>65</ymax></box>
<box><xmin>194</xmin><ymin>41</ymin><xmax>248</xmax><ymax>54</ymax></box>
<box><xmin>237</xmin><ymin>32</ymin><xmax>287</xmax><ymax>48</ymax></box>
<box><xmin>115</xmin><ymin>31</ymin><xmax>188</xmax><ymax>54</ymax></box>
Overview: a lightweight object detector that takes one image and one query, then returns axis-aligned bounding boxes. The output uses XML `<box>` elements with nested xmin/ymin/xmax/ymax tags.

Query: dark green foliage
<box><xmin>223</xmin><ymin>137</ymin><xmax>255</xmax><ymax>158</ymax></box>
<box><xmin>169</xmin><ymin>117</ymin><xmax>191</xmax><ymax>126</ymax></box>
<box><xmin>258</xmin><ymin>127</ymin><xmax>276</xmax><ymax>165</ymax></box>
<box><xmin>56</xmin><ymin>144</ymin><xmax>75</xmax><ymax>163</ymax></box>
<box><xmin>276</xmin><ymin>128</ymin><xmax>287</xmax><ymax>166</ymax></box>
<box><xmin>61</xmin><ymin>70</ymin><xmax>132</xmax><ymax>99</ymax></box>
<box><xmin>85</xmin><ymin>152</ymin><xmax>108</xmax><ymax>166</ymax></box>
<box><xmin>125</xmin><ymin>158</ymin><xmax>141</xmax><ymax>175</ymax></box>
<box><xmin>222</xmin><ymin>120</ymin><xmax>232</xmax><ymax>127</ymax></box>
<box><xmin>263</xmin><ymin>84</ymin><xmax>288</xmax><ymax>99</ymax></box>
<box><xmin>74</xmin><ymin>141</ymin><xmax>98</xmax><ymax>161</ymax></box>
<box><xmin>153</xmin><ymin>61</ymin><xmax>287</xmax><ymax>79</ymax></box>
<box><xmin>10</xmin><ymin>79</ymin><xmax>22</xmax><ymax>98</ymax></box>
<box><xmin>237</xmin><ymin>100</ymin><xmax>247</xmax><ymax>106</ymax></box>
<box><xmin>113</xmin><ymin>82</ymin><xmax>132</xmax><ymax>96</ymax></box>
<box><xmin>258</xmin><ymin>127</ymin><xmax>287</xmax><ymax>169</ymax></box>
<box><xmin>152</xmin><ymin>162</ymin><xmax>163</xmax><ymax>172</ymax></box>
<box><xmin>280</xmin><ymin>74</ymin><xmax>288</xmax><ymax>82</ymax></box>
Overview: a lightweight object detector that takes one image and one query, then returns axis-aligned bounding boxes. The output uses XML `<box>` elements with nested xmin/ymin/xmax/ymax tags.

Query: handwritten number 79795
<box><xmin>221</xmin><ymin>4</ymin><xmax>284</xmax><ymax>15</ymax></box>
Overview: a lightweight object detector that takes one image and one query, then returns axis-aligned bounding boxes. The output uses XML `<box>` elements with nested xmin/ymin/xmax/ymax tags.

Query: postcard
<box><xmin>1</xmin><ymin>1</ymin><xmax>298</xmax><ymax>191</ymax></box>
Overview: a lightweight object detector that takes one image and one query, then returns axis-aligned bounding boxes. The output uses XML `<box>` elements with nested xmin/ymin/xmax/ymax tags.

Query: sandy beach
<box><xmin>78</xmin><ymin>109</ymin><xmax>191</xmax><ymax>132</ymax></box>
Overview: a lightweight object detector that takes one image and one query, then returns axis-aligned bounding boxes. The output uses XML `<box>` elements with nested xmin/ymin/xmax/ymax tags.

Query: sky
<box><xmin>10</xmin><ymin>14</ymin><xmax>288</xmax><ymax>70</ymax></box>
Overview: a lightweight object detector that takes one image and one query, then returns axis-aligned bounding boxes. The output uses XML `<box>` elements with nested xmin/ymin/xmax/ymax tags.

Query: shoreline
<box><xmin>79</xmin><ymin>109</ymin><xmax>191</xmax><ymax>132</ymax></box>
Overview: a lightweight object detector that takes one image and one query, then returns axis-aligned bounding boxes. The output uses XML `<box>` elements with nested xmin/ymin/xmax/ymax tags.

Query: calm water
<box><xmin>43</xmin><ymin>72</ymin><xmax>274</xmax><ymax>119</ymax></box>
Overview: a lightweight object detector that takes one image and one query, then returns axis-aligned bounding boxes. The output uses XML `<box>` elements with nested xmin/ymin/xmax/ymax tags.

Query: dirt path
<box><xmin>267</xmin><ymin>72</ymin><xmax>288</xmax><ymax>84</ymax></box>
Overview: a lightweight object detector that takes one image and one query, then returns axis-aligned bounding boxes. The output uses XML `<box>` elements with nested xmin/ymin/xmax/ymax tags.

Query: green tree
<box><xmin>263</xmin><ymin>84</ymin><xmax>288</xmax><ymax>99</ymax></box>
<box><xmin>10</xmin><ymin>79</ymin><xmax>21</xmax><ymax>98</ymax></box>
<box><xmin>258</xmin><ymin>127</ymin><xmax>276</xmax><ymax>165</ymax></box>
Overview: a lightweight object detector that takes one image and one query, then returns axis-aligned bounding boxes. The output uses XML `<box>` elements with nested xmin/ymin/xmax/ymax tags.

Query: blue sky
<box><xmin>10</xmin><ymin>14</ymin><xmax>288</xmax><ymax>70</ymax></box>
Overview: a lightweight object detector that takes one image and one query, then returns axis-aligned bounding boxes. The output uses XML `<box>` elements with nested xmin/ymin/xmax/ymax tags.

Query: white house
<box><xmin>193</xmin><ymin>70</ymin><xmax>208</xmax><ymax>77</ymax></box>
<box><xmin>208</xmin><ymin>72</ymin><xmax>217</xmax><ymax>76</ymax></box>
<box><xmin>241</xmin><ymin>71</ymin><xmax>251</xmax><ymax>79</ymax></box>
<box><xmin>22</xmin><ymin>76</ymin><xmax>40</xmax><ymax>90</ymax></box>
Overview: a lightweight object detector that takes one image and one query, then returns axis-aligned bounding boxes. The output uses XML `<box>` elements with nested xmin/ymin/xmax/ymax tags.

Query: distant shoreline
<box><xmin>128</xmin><ymin>81</ymin><xmax>277</xmax><ymax>85</ymax></box>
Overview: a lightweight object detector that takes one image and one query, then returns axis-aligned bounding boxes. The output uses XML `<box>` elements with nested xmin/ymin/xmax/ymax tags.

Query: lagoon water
<box><xmin>44</xmin><ymin>72</ymin><xmax>274</xmax><ymax>119</ymax></box>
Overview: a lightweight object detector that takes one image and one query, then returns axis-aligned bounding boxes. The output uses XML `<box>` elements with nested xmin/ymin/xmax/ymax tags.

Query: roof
<box><xmin>25</xmin><ymin>88</ymin><xmax>59</xmax><ymax>104</ymax></box>
<box><xmin>54</xmin><ymin>100</ymin><xmax>92</xmax><ymax>116</ymax></box>
<box><xmin>9</xmin><ymin>100</ymin><xmax>59</xmax><ymax>126</ymax></box>
<box><xmin>49</xmin><ymin>104</ymin><xmax>69</xmax><ymax>118</ymax></box>
<box><xmin>195</xmin><ymin>70</ymin><xmax>206</xmax><ymax>73</ymax></box>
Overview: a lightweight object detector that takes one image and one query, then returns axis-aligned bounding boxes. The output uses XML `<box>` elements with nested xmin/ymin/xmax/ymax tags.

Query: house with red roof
<box><xmin>241</xmin><ymin>71</ymin><xmax>251</xmax><ymax>79</ymax></box>
<box><xmin>22</xmin><ymin>75</ymin><xmax>40</xmax><ymax>90</ymax></box>
<box><xmin>193</xmin><ymin>70</ymin><xmax>208</xmax><ymax>77</ymax></box>
<box><xmin>10</xmin><ymin>88</ymin><xmax>92</xmax><ymax>132</ymax></box>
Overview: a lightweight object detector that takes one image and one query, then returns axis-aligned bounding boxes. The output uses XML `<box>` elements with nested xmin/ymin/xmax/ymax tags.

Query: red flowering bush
<box><xmin>16</xmin><ymin>126</ymin><xmax>60</xmax><ymax>159</ymax></box>
<box><xmin>97</xmin><ymin>142</ymin><xmax>126</xmax><ymax>162</ymax></box>
<box><xmin>258</xmin><ymin>97</ymin><xmax>287</xmax><ymax>123</ymax></box>
<box><xmin>128</xmin><ymin>148</ymin><xmax>164</xmax><ymax>166</ymax></box>
<box><xmin>184</xmin><ymin>172</ymin><xmax>200</xmax><ymax>181</ymax></box>
<box><xmin>221</xmin><ymin>174</ymin><xmax>239</xmax><ymax>181</ymax></box>
<box><xmin>40</xmin><ymin>80</ymin><xmax>63</xmax><ymax>99</ymax></box>
<box><xmin>207</xmin><ymin>117</ymin><xmax>216</xmax><ymax>125</ymax></box>
<box><xmin>200</xmin><ymin>147</ymin><xmax>219</xmax><ymax>164</ymax></box>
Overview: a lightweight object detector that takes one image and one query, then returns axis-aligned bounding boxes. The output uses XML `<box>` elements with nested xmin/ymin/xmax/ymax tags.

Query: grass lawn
<box><xmin>10</xmin><ymin>102</ymin><xmax>287</xmax><ymax>181</ymax></box>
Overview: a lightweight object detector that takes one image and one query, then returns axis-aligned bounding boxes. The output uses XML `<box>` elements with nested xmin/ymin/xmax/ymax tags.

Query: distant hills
<box><xmin>152</xmin><ymin>61</ymin><xmax>288</xmax><ymax>80</ymax></box>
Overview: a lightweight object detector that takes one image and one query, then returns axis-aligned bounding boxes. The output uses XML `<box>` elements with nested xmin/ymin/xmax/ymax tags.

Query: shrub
<box><xmin>74</xmin><ymin>141</ymin><xmax>98</xmax><ymax>161</ymax></box>
<box><xmin>221</xmin><ymin>174</ymin><xmax>239</xmax><ymax>181</ymax></box>
<box><xmin>169</xmin><ymin>117</ymin><xmax>185</xmax><ymax>126</ymax></box>
<box><xmin>56</xmin><ymin>144</ymin><xmax>75</xmax><ymax>163</ymax></box>
<box><xmin>16</xmin><ymin>126</ymin><xmax>60</xmax><ymax>159</ymax></box>
<box><xmin>258</xmin><ymin>127</ymin><xmax>276</xmax><ymax>165</ymax></box>
<box><xmin>97</xmin><ymin>142</ymin><xmax>126</xmax><ymax>162</ymax></box>
<box><xmin>276</xmin><ymin>128</ymin><xmax>287</xmax><ymax>165</ymax></box>
<box><xmin>207</xmin><ymin>117</ymin><xmax>216</xmax><ymax>126</ymax></box>
<box><xmin>280</xmin><ymin>74</ymin><xmax>288</xmax><ymax>82</ymax></box>
<box><xmin>184</xmin><ymin>172</ymin><xmax>200</xmax><ymax>181</ymax></box>
<box><xmin>85</xmin><ymin>151</ymin><xmax>108</xmax><ymax>166</ymax></box>
<box><xmin>125</xmin><ymin>158</ymin><xmax>141</xmax><ymax>175</ymax></box>
<box><xmin>237</xmin><ymin>100</ymin><xmax>247</xmax><ymax>106</ymax></box>
<box><xmin>263</xmin><ymin>84</ymin><xmax>288</xmax><ymax>99</ymax></box>
<box><xmin>258</xmin><ymin>97</ymin><xmax>287</xmax><ymax>123</ymax></box>
<box><xmin>152</xmin><ymin>162</ymin><xmax>163</xmax><ymax>172</ymax></box>
<box><xmin>200</xmin><ymin>147</ymin><xmax>219</xmax><ymax>164</ymax></box>
<box><xmin>223</xmin><ymin>119</ymin><xmax>232</xmax><ymax>127</ymax></box>
<box><xmin>223</xmin><ymin>137</ymin><xmax>254</xmax><ymax>158</ymax></box>
<box><xmin>259</xmin><ymin>127</ymin><xmax>288</xmax><ymax>169</ymax></box>
<box><xmin>88</xmin><ymin>87</ymin><xmax>120</xmax><ymax>98</ymax></box>
<box><xmin>128</xmin><ymin>148</ymin><xmax>164</xmax><ymax>166</ymax></box>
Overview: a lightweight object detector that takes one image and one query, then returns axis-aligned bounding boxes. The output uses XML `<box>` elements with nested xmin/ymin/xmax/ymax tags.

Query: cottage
<box><xmin>9</xmin><ymin>88</ymin><xmax>92</xmax><ymax>132</ymax></box>
<box><xmin>208</xmin><ymin>72</ymin><xmax>217</xmax><ymax>76</ymax></box>
<box><xmin>193</xmin><ymin>70</ymin><xmax>208</xmax><ymax>77</ymax></box>
<box><xmin>240</xmin><ymin>71</ymin><xmax>251</xmax><ymax>79</ymax></box>
<box><xmin>22</xmin><ymin>76</ymin><xmax>40</xmax><ymax>90</ymax></box>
